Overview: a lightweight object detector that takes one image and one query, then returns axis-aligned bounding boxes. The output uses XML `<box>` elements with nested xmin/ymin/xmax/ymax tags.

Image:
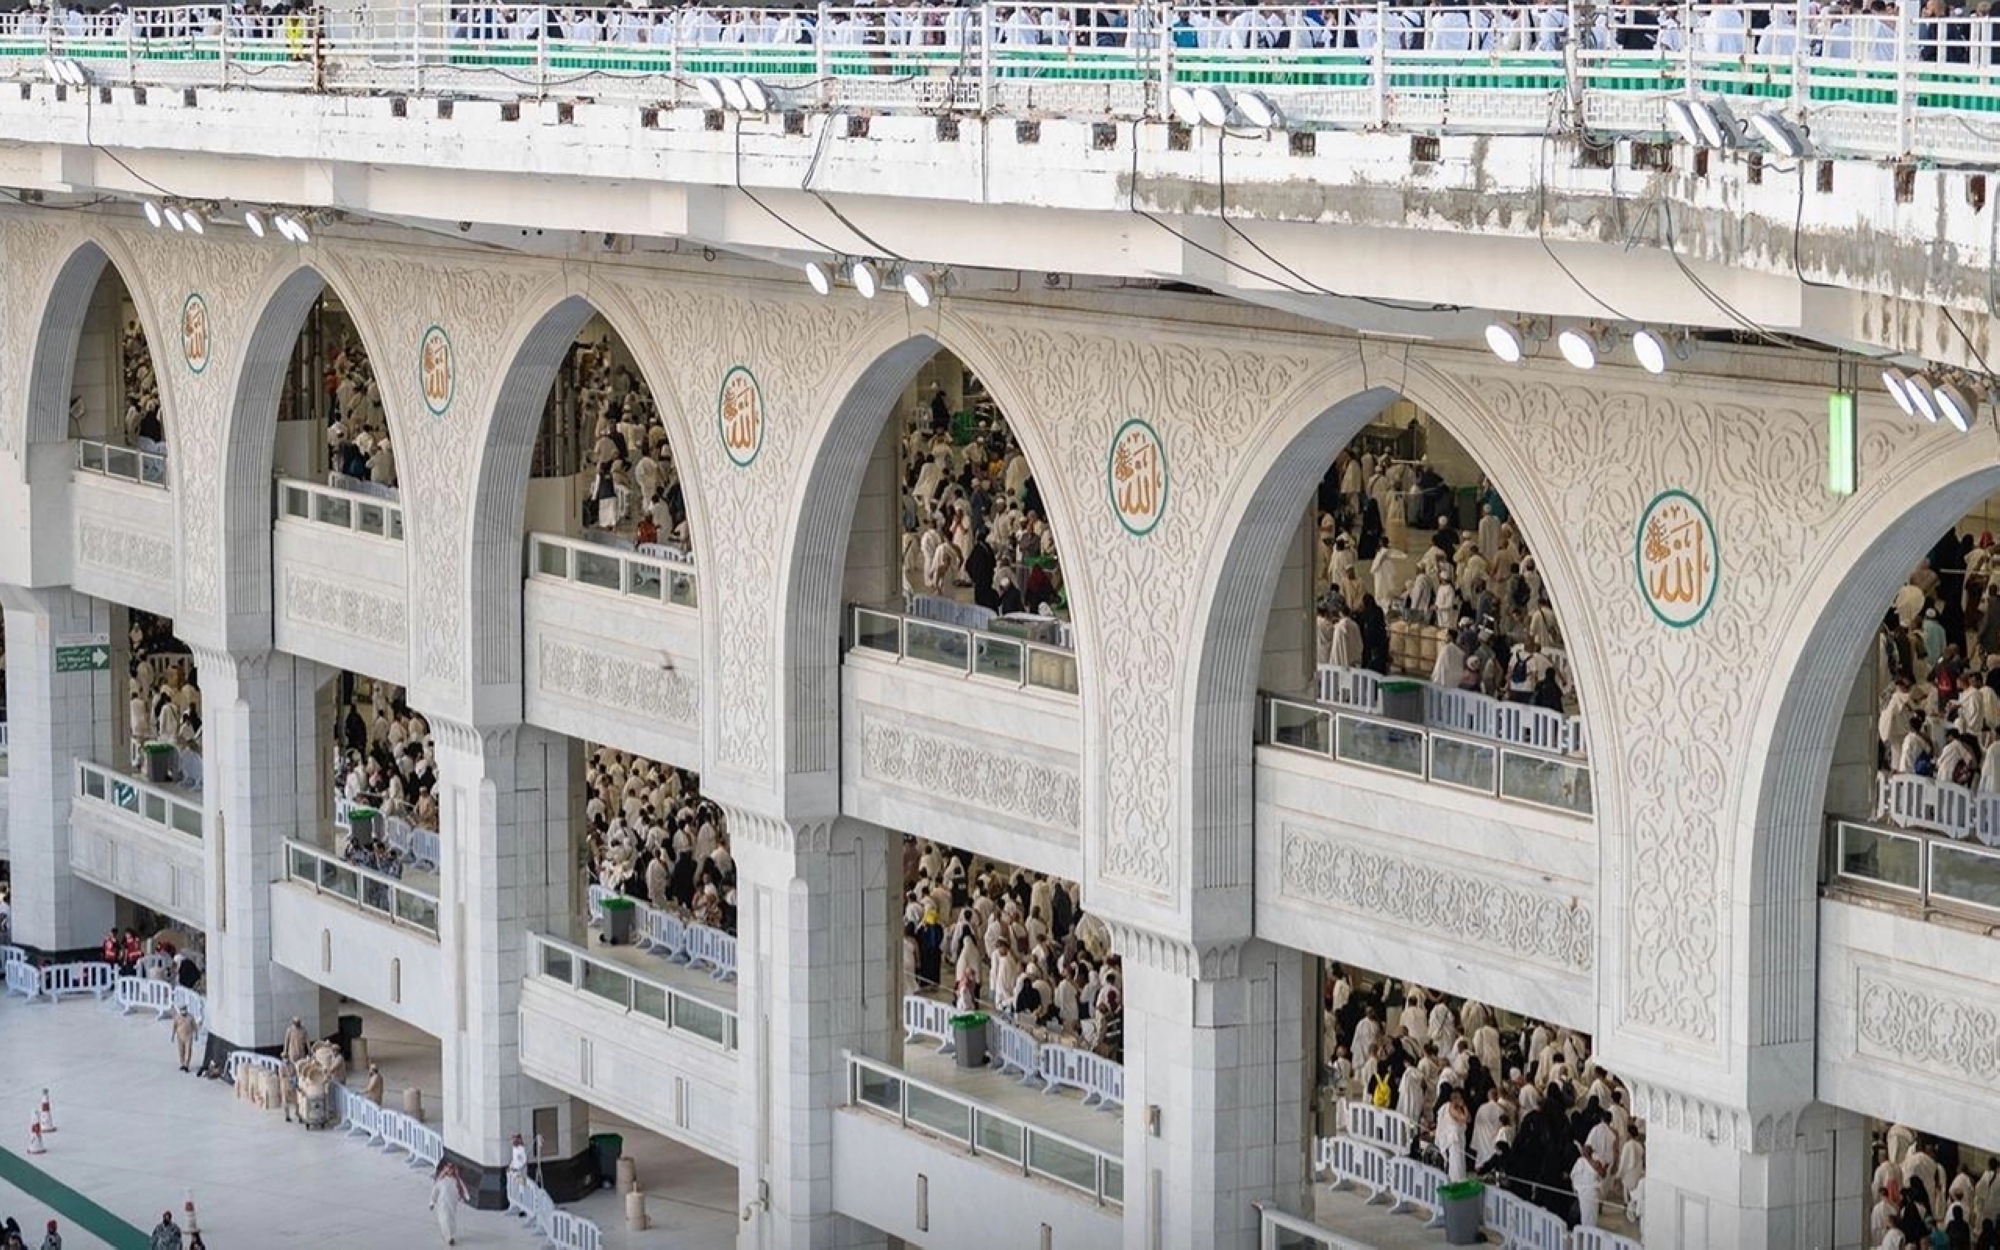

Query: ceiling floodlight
<box><xmin>273</xmin><ymin>213</ymin><xmax>309</xmax><ymax>244</ymax></box>
<box><xmin>1690</xmin><ymin>98</ymin><xmax>1738</xmax><ymax>149</ymax></box>
<box><xmin>1484</xmin><ymin>321</ymin><xmax>1525</xmax><ymax>364</ymax></box>
<box><xmin>1907</xmin><ymin>375</ymin><xmax>1941</xmax><ymax>423</ymax></box>
<box><xmin>739</xmin><ymin>77</ymin><xmax>770</xmax><ymax>113</ymax></box>
<box><xmin>163</xmin><ymin>206</ymin><xmax>185</xmax><ymax>232</ymax></box>
<box><xmin>182</xmin><ymin>208</ymin><xmax>204</xmax><ymax>235</ymax></box>
<box><xmin>1881</xmin><ymin>368</ymin><xmax>1917</xmax><ymax>417</ymax></box>
<box><xmin>1935</xmin><ymin>379</ymin><xmax>1979</xmax><ymax>433</ymax></box>
<box><xmin>243</xmin><ymin>209</ymin><xmax>265</xmax><ymax>237</ymax></box>
<box><xmin>1748</xmin><ymin>110</ymin><xmax>1809</xmax><ymax>158</ymax></box>
<box><xmin>1191</xmin><ymin>85</ymin><xmax>1230</xmax><ymax>129</ymax></box>
<box><xmin>850</xmin><ymin>260</ymin><xmax>879</xmax><ymax>300</ymax></box>
<box><xmin>1557</xmin><ymin>327</ymin><xmax>1600</xmax><ymax>370</ymax></box>
<box><xmin>804</xmin><ymin>260</ymin><xmax>832</xmax><ymax>296</ymax></box>
<box><xmin>1167</xmin><ymin>85</ymin><xmax>1201</xmax><ymax>128</ymax></box>
<box><xmin>1235</xmin><ymin>90</ymin><xmax>1280</xmax><ymax>130</ymax></box>
<box><xmin>1632</xmin><ymin>328</ymin><xmax>1668</xmax><ymax>375</ymax></box>
<box><xmin>694</xmin><ymin>76</ymin><xmax>726</xmax><ymax>111</ymax></box>
<box><xmin>143</xmin><ymin>200</ymin><xmax>163</xmax><ymax>229</ymax></box>
<box><xmin>1665</xmin><ymin>99</ymin><xmax>1704</xmax><ymax>147</ymax></box>
<box><xmin>718</xmin><ymin>76</ymin><xmax>749</xmax><ymax>112</ymax></box>
<box><xmin>903</xmin><ymin>270</ymin><xmax>934</xmax><ymax>308</ymax></box>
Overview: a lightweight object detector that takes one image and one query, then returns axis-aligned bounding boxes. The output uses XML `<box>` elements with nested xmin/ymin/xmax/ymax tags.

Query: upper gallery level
<box><xmin>0</xmin><ymin>2</ymin><xmax>1993</xmax><ymax>371</ymax></box>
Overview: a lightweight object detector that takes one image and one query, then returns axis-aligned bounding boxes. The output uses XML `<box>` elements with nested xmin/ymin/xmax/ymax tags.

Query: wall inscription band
<box><xmin>283</xmin><ymin>570</ymin><xmax>408</xmax><ymax>647</ymax></box>
<box><xmin>1279</xmin><ymin>823</ymin><xmax>1593</xmax><ymax>974</ymax></box>
<box><xmin>536</xmin><ymin>636</ymin><xmax>699</xmax><ymax>729</ymax></box>
<box><xmin>860</xmin><ymin>717</ymin><xmax>1081</xmax><ymax>833</ymax></box>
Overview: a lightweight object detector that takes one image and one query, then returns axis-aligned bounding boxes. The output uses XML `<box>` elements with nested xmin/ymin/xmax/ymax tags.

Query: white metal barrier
<box><xmin>1319</xmin><ymin>664</ymin><xmax>1588</xmax><ymax>758</ymax></box>
<box><xmin>684</xmin><ymin>923</ymin><xmax>737</xmax><ymax>980</ymax></box>
<box><xmin>1</xmin><ymin>945</ymin><xmax>25</xmax><ymax>968</ymax></box>
<box><xmin>327</xmin><ymin>1084</ymin><xmax>442</xmax><ymax>1169</ymax></box>
<box><xmin>5</xmin><ymin>960</ymin><xmax>40</xmax><ymax>999</ymax></box>
<box><xmin>225</xmin><ymin>1050</ymin><xmax>285</xmax><ymax>1083</ymax></box>
<box><xmin>339</xmin><ymin>1085</ymin><xmax>384</xmax><ymax>1142</ymax></box>
<box><xmin>992</xmin><ymin>1016</ymin><xmax>1040</xmax><ymax>1082</ymax></box>
<box><xmin>508</xmin><ymin>1171</ymin><xmax>606</xmax><ymax>1250</ymax></box>
<box><xmin>640</xmin><ymin>907</ymin><xmax>687</xmax><ymax>959</ymax></box>
<box><xmin>1337</xmin><ymin>1099</ymin><xmax>1417</xmax><ymax>1153</ymax></box>
<box><xmin>901</xmin><ymin>993</ymin><xmax>957</xmax><ymax>1054</ymax></box>
<box><xmin>1878</xmin><ymin>771</ymin><xmax>2000</xmax><ymax>846</ymax></box>
<box><xmin>1037</xmin><ymin>1043</ymin><xmax>1123</xmax><ymax>1111</ymax></box>
<box><xmin>1569</xmin><ymin>1230</ymin><xmax>1643</xmax><ymax>1250</ymax></box>
<box><xmin>586</xmin><ymin>882</ymin><xmax>611</xmax><ymax>926</ymax></box>
<box><xmin>40</xmin><ymin>961</ymin><xmax>117</xmax><ymax>1001</ymax></box>
<box><xmin>1383</xmin><ymin>1154</ymin><xmax>1448</xmax><ymax>1226</ymax></box>
<box><xmin>1485</xmin><ymin>1184</ymin><xmax>1569</xmax><ymax>1250</ymax></box>
<box><xmin>114</xmin><ymin>975</ymin><xmax>178</xmax><ymax>1018</ymax></box>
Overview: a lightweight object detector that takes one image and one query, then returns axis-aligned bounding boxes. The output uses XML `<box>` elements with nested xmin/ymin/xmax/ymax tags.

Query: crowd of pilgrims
<box><xmin>333</xmin><ymin>678</ymin><xmax>440</xmax><ymax>841</ymax></box>
<box><xmin>1312</xmin><ymin>439</ymin><xmax>1572</xmax><ymax>709</ymax></box>
<box><xmin>316</xmin><ymin>318</ymin><xmax>398</xmax><ymax>490</ymax></box>
<box><xmin>1870</xmin><ymin>1127</ymin><xmax>2000</xmax><ymax>1249</ymax></box>
<box><xmin>900</xmin><ymin>840</ymin><xmax>1123</xmax><ymax>1063</ymax></box>
<box><xmin>561</xmin><ymin>332</ymin><xmax>691</xmax><ymax>551</ymax></box>
<box><xmin>126</xmin><ymin>613</ymin><xmax>202</xmax><ymax>774</ymax></box>
<box><xmin>1874</xmin><ymin>526</ymin><xmax>2000</xmax><ymax>793</ymax></box>
<box><xmin>586</xmin><ymin>747</ymin><xmax>736</xmax><ymax>934</ymax></box>
<box><xmin>113</xmin><ymin>315</ymin><xmax>166</xmax><ymax>450</ymax></box>
<box><xmin>1323</xmin><ymin>966</ymin><xmax>1643</xmax><ymax>1232</ymax></box>
<box><xmin>900</xmin><ymin>385</ymin><xmax>1064</xmax><ymax>618</ymax></box>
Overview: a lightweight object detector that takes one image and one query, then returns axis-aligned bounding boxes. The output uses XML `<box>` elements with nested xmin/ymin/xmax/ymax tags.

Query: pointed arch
<box><xmin>216</xmin><ymin>255</ymin><xmax>403</xmax><ymax>651</ymax></box>
<box><xmin>464</xmin><ymin>288</ymin><xmax>708</xmax><ymax>720</ymax></box>
<box><xmin>1732</xmin><ymin>437</ymin><xmax>2000</xmax><ymax>1103</ymax></box>
<box><xmin>25</xmin><ymin>237</ymin><xmax>174</xmax><ymax>455</ymax></box>
<box><xmin>1179</xmin><ymin>349</ymin><xmax>1606</xmax><ymax>924</ymax></box>
<box><xmin>774</xmin><ymin>314</ymin><xmax>1095</xmax><ymax>795</ymax></box>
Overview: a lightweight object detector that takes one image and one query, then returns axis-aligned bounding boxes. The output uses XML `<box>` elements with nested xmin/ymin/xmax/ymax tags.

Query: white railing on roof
<box><xmin>530</xmin><ymin>531</ymin><xmax>696</xmax><ymax>609</ymax></box>
<box><xmin>75</xmin><ymin>758</ymin><xmax>204</xmax><ymax>839</ymax></box>
<box><xmin>850</xmin><ymin>603</ymin><xmax>1079</xmax><ymax>696</ymax></box>
<box><xmin>529</xmin><ymin>931</ymin><xmax>738</xmax><ymax>1051</ymax></box>
<box><xmin>1829</xmin><ymin>814</ymin><xmax>2000</xmax><ymax>920</ymax></box>
<box><xmin>900</xmin><ymin>993</ymin><xmax>1123</xmax><ymax>1110</ymax></box>
<box><xmin>847</xmin><ymin>1049</ymin><xmax>1124</xmax><ymax>1208</ymax></box>
<box><xmin>8</xmin><ymin>4</ymin><xmax>2000</xmax><ymax>162</ymax></box>
<box><xmin>1257</xmin><ymin>1202</ymin><xmax>1380</xmax><ymax>1250</ymax></box>
<box><xmin>75</xmin><ymin>438</ymin><xmax>167</xmax><ymax>489</ymax></box>
<box><xmin>278</xmin><ymin>476</ymin><xmax>405</xmax><ymax>541</ymax></box>
<box><xmin>284</xmin><ymin>838</ymin><xmax>440</xmax><ymax>936</ymax></box>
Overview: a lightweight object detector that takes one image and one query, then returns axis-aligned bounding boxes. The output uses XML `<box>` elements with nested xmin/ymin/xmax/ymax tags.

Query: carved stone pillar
<box><xmin>727</xmin><ymin>808</ymin><xmax>899</xmax><ymax>1250</ymax></box>
<box><xmin>429</xmin><ymin>718</ymin><xmax>584</xmax><ymax>1204</ymax></box>
<box><xmin>1628</xmin><ymin>1089</ymin><xmax>1866</xmax><ymax>1250</ymax></box>
<box><xmin>1111</xmin><ymin>925</ymin><xmax>1312</xmax><ymax>1250</ymax></box>
<box><xmin>193</xmin><ymin>646</ymin><xmax>326</xmax><ymax>1049</ymax></box>
<box><xmin>0</xmin><ymin>585</ymin><xmax>116</xmax><ymax>948</ymax></box>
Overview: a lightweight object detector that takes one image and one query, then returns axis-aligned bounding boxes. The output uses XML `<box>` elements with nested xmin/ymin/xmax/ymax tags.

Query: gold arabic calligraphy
<box><xmin>1113</xmin><ymin>431</ymin><xmax>1161</xmax><ymax>521</ymax></box>
<box><xmin>1643</xmin><ymin>505</ymin><xmax>1710</xmax><ymax>607</ymax></box>
<box><xmin>721</xmin><ymin>372</ymin><xmax>760</xmax><ymax>453</ymax></box>
<box><xmin>421</xmin><ymin>331</ymin><xmax>452</xmax><ymax>410</ymax></box>
<box><xmin>181</xmin><ymin>299</ymin><xmax>207</xmax><ymax>367</ymax></box>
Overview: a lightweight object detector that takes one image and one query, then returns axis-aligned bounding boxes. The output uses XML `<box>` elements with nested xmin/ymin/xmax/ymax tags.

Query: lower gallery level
<box><xmin>0</xmin><ymin>202</ymin><xmax>1992</xmax><ymax>1250</ymax></box>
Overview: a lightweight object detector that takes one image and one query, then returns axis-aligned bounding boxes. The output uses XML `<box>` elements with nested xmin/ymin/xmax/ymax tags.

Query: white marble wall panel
<box><xmin>1253</xmin><ymin>746</ymin><xmax>1594</xmax><ymax>1028</ymax></box>
<box><xmin>271</xmin><ymin>519</ymin><xmax>409</xmax><ymax>686</ymax></box>
<box><xmin>68</xmin><ymin>798</ymin><xmax>205</xmax><ymax>928</ymax></box>
<box><xmin>520</xmin><ymin>578</ymin><xmax>700</xmax><ymax>771</ymax></box>
<box><xmin>70</xmin><ymin>473</ymin><xmax>175</xmax><ymax>616</ymax></box>
<box><xmin>268</xmin><ymin>879</ymin><xmax>444</xmax><ymax>1038</ymax></box>
<box><xmin>1817</xmin><ymin>898</ymin><xmax>2000</xmax><ymax>1152</ymax></box>
<box><xmin>840</xmin><ymin>655</ymin><xmax>1083</xmax><ymax>879</ymax></box>
<box><xmin>515</xmin><ymin>977</ymin><xmax>737</xmax><ymax>1164</ymax></box>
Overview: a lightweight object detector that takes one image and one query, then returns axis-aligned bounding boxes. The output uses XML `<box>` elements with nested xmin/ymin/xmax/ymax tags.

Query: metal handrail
<box><xmin>527</xmin><ymin>931</ymin><xmax>737</xmax><ymax>1051</ymax></box>
<box><xmin>75</xmin><ymin>438</ymin><xmax>167</xmax><ymax>490</ymax></box>
<box><xmin>849</xmin><ymin>603</ymin><xmax>1079</xmax><ymax>696</ymax></box>
<box><xmin>277</xmin><ymin>476</ymin><xmax>404</xmax><ymax>541</ymax></box>
<box><xmin>1825</xmin><ymin>814</ymin><xmax>2000</xmax><ymax>921</ymax></box>
<box><xmin>529</xmin><ymin>531</ymin><xmax>697</xmax><ymax>609</ymax></box>
<box><xmin>11</xmin><ymin>3</ymin><xmax>2000</xmax><ymax>162</ymax></box>
<box><xmin>1259</xmin><ymin>692</ymin><xmax>1593</xmax><ymax>817</ymax></box>
<box><xmin>74</xmin><ymin>758</ymin><xmax>202</xmax><ymax>839</ymax></box>
<box><xmin>846</xmin><ymin>1049</ymin><xmax>1123</xmax><ymax>1208</ymax></box>
<box><xmin>283</xmin><ymin>837</ymin><xmax>440</xmax><ymax>936</ymax></box>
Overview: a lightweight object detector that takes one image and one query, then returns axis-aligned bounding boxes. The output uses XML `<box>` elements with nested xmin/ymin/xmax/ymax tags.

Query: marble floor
<box><xmin>0</xmin><ymin>992</ymin><xmax>735</xmax><ymax>1248</ymax></box>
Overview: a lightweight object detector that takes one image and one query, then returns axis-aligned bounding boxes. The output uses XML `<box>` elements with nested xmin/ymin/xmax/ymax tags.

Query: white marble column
<box><xmin>1115</xmin><ymin>931</ymin><xmax>1312</xmax><ymax>1250</ymax></box>
<box><xmin>195</xmin><ymin>647</ymin><xmax>326</xmax><ymax>1048</ymax></box>
<box><xmin>431</xmin><ymin>719</ymin><xmax>584</xmax><ymax>1188</ymax></box>
<box><xmin>0</xmin><ymin>585</ymin><xmax>116</xmax><ymax>948</ymax></box>
<box><xmin>729</xmin><ymin>810</ymin><xmax>898</xmax><ymax>1250</ymax></box>
<box><xmin>1636</xmin><ymin>1098</ymin><xmax>1867</xmax><ymax>1250</ymax></box>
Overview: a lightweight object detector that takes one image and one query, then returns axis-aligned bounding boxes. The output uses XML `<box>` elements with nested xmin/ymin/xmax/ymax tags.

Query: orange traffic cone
<box><xmin>36</xmin><ymin>1089</ymin><xmax>55</xmax><ymax>1132</ymax></box>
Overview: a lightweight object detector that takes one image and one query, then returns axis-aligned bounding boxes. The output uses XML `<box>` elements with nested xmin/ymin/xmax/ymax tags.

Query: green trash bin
<box><xmin>601</xmin><ymin>896</ymin><xmax>637</xmax><ymax>946</ymax></box>
<box><xmin>142</xmin><ymin>741</ymin><xmax>176</xmax><ymax>784</ymax></box>
<box><xmin>950</xmin><ymin>1011</ymin><xmax>990</xmax><ymax>1069</ymax></box>
<box><xmin>1438</xmin><ymin>1178</ymin><xmax>1485</xmax><ymax>1245</ymax></box>
<box><xmin>589</xmin><ymin>1132</ymin><xmax>623</xmax><ymax>1189</ymax></box>
<box><xmin>1379</xmin><ymin>679</ymin><xmax>1425</xmax><ymax>726</ymax></box>
<box><xmin>348</xmin><ymin>805</ymin><xmax>380</xmax><ymax>844</ymax></box>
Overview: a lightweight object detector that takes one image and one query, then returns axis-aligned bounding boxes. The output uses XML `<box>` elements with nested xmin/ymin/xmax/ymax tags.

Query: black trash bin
<box><xmin>601</xmin><ymin>896</ymin><xmax>636</xmax><ymax>946</ymax></box>
<box><xmin>589</xmin><ymin>1132</ymin><xmax>624</xmax><ymax>1189</ymax></box>
<box><xmin>1439</xmin><ymin>1179</ymin><xmax>1485</xmax><ymax>1245</ymax></box>
<box><xmin>950</xmin><ymin>1011</ymin><xmax>989</xmax><ymax>1069</ymax></box>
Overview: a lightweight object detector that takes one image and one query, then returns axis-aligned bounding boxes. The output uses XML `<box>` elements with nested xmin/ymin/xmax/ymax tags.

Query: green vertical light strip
<box><xmin>1828</xmin><ymin>392</ymin><xmax>1857</xmax><ymax>496</ymax></box>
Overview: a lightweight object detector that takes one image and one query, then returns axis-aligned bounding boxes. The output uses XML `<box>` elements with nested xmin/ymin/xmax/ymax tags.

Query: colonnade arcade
<box><xmin>1</xmin><ymin>211</ymin><xmax>1993</xmax><ymax>1247</ymax></box>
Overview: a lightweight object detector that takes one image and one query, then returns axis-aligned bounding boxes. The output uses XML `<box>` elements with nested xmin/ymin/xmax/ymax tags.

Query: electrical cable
<box><xmin>1122</xmin><ymin>120</ymin><xmax>1318</xmax><ymax>298</ymax></box>
<box><xmin>730</xmin><ymin>116</ymin><xmax>844</xmax><ymax>256</ymax></box>
<box><xmin>1533</xmin><ymin>118</ymin><xmax>1632</xmax><ymax>322</ymax></box>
